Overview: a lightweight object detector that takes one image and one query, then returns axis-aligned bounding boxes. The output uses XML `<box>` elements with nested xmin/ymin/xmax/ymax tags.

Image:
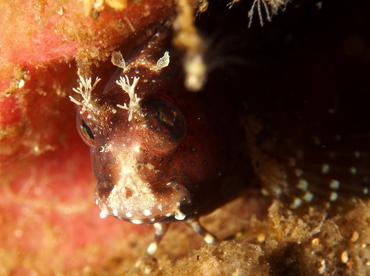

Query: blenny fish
<box><xmin>70</xmin><ymin>18</ymin><xmax>370</xmax><ymax>256</ymax></box>
<box><xmin>70</xmin><ymin>20</ymin><xmax>247</xmax><ymax>255</ymax></box>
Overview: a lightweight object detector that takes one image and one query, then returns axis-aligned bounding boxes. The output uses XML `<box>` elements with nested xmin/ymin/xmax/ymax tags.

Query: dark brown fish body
<box><xmin>72</xmin><ymin>22</ymin><xmax>247</xmax><ymax>226</ymax></box>
<box><xmin>242</xmin><ymin>61</ymin><xmax>370</xmax><ymax>214</ymax></box>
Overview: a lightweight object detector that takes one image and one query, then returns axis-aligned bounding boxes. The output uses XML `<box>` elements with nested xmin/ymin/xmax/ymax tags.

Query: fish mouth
<box><xmin>94</xmin><ymin>177</ymin><xmax>191</xmax><ymax>224</ymax></box>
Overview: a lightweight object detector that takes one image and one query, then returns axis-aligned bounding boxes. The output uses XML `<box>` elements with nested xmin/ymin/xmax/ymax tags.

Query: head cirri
<box><xmin>69</xmin><ymin>24</ymin><xmax>245</xmax><ymax>227</ymax></box>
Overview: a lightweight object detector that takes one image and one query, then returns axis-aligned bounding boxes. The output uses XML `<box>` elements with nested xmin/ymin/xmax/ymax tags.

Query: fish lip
<box><xmin>94</xmin><ymin>178</ymin><xmax>191</xmax><ymax>223</ymax></box>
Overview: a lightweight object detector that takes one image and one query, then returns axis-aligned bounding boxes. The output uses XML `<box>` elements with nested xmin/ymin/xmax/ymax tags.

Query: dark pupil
<box><xmin>81</xmin><ymin>119</ymin><xmax>94</xmax><ymax>140</ymax></box>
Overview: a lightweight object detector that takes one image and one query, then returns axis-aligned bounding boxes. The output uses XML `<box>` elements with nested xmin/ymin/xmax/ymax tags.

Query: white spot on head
<box><xmin>330</xmin><ymin>179</ymin><xmax>340</xmax><ymax>190</ymax></box>
<box><xmin>290</xmin><ymin>197</ymin><xmax>302</xmax><ymax>209</ymax></box>
<box><xmin>289</xmin><ymin>158</ymin><xmax>296</xmax><ymax>167</ymax></box>
<box><xmin>321</xmin><ymin>163</ymin><xmax>330</xmax><ymax>174</ymax></box>
<box><xmin>113</xmin><ymin>209</ymin><xmax>118</xmax><ymax>216</ymax></box>
<box><xmin>363</xmin><ymin>188</ymin><xmax>369</xmax><ymax>194</ymax></box>
<box><xmin>295</xmin><ymin>168</ymin><xmax>303</xmax><ymax>177</ymax></box>
<box><xmin>350</xmin><ymin>167</ymin><xmax>357</xmax><ymax>174</ymax></box>
<box><xmin>261</xmin><ymin>188</ymin><xmax>269</xmax><ymax>196</ymax></box>
<box><xmin>271</xmin><ymin>186</ymin><xmax>282</xmax><ymax>196</ymax></box>
<box><xmin>131</xmin><ymin>219</ymin><xmax>143</xmax><ymax>224</ymax></box>
<box><xmin>303</xmin><ymin>192</ymin><xmax>314</xmax><ymax>202</ymax></box>
<box><xmin>329</xmin><ymin>192</ymin><xmax>338</xmax><ymax>201</ymax></box>
<box><xmin>297</xmin><ymin>179</ymin><xmax>308</xmax><ymax>191</ymax></box>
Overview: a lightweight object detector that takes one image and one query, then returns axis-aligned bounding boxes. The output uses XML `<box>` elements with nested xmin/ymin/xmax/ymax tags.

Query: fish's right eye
<box><xmin>77</xmin><ymin>113</ymin><xmax>95</xmax><ymax>147</ymax></box>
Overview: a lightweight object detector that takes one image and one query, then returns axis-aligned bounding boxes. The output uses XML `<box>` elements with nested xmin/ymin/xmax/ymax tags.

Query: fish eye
<box><xmin>142</xmin><ymin>98</ymin><xmax>186</xmax><ymax>153</ymax></box>
<box><xmin>77</xmin><ymin>112</ymin><xmax>95</xmax><ymax>147</ymax></box>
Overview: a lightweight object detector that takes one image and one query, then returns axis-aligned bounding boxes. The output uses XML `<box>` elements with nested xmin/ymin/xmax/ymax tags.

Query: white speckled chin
<box><xmin>95</xmin><ymin>178</ymin><xmax>190</xmax><ymax>223</ymax></box>
<box><xmin>94</xmin><ymin>141</ymin><xmax>191</xmax><ymax>223</ymax></box>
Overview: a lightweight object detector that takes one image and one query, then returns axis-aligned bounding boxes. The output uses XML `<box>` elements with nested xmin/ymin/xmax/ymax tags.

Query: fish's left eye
<box><xmin>141</xmin><ymin>98</ymin><xmax>186</xmax><ymax>154</ymax></box>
